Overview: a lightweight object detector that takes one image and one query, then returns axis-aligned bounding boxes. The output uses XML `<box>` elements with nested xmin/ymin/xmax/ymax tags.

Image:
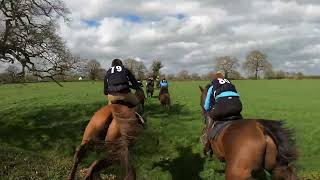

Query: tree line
<box><xmin>0</xmin><ymin>49</ymin><xmax>311</xmax><ymax>84</ymax></box>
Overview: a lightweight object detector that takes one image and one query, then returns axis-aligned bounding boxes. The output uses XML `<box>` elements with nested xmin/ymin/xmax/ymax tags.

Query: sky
<box><xmin>58</xmin><ymin>0</ymin><xmax>320</xmax><ymax>75</ymax></box>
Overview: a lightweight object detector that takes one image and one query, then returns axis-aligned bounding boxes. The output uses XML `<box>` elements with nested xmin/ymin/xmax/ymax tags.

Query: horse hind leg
<box><xmin>264</xmin><ymin>136</ymin><xmax>297</xmax><ymax>180</ymax></box>
<box><xmin>84</xmin><ymin>158</ymin><xmax>114</xmax><ymax>180</ymax></box>
<box><xmin>126</xmin><ymin>165</ymin><xmax>136</xmax><ymax>180</ymax></box>
<box><xmin>68</xmin><ymin>141</ymin><xmax>89</xmax><ymax>180</ymax></box>
<box><xmin>264</xmin><ymin>135</ymin><xmax>277</xmax><ymax>170</ymax></box>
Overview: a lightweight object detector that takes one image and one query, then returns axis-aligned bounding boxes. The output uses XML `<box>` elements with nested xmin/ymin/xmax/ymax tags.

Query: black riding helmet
<box><xmin>112</xmin><ymin>59</ymin><xmax>123</xmax><ymax>66</ymax></box>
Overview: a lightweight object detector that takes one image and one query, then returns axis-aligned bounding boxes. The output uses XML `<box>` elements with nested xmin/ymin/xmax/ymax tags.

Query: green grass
<box><xmin>0</xmin><ymin>80</ymin><xmax>319</xmax><ymax>179</ymax></box>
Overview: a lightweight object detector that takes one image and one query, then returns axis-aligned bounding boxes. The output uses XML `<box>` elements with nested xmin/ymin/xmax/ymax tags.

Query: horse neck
<box><xmin>160</xmin><ymin>88</ymin><xmax>168</xmax><ymax>94</ymax></box>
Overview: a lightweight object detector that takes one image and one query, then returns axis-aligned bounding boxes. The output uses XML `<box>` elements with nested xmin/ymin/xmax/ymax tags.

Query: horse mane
<box><xmin>205</xmin><ymin>84</ymin><xmax>211</xmax><ymax>90</ymax></box>
<box><xmin>204</xmin><ymin>84</ymin><xmax>211</xmax><ymax>92</ymax></box>
<box><xmin>258</xmin><ymin>120</ymin><xmax>298</xmax><ymax>165</ymax></box>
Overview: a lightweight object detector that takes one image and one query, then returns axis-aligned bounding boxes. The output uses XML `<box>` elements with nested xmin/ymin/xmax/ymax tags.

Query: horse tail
<box><xmin>258</xmin><ymin>120</ymin><xmax>298</xmax><ymax>166</ymax></box>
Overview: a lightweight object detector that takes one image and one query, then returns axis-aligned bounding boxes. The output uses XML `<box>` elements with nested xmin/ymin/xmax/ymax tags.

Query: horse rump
<box><xmin>159</xmin><ymin>93</ymin><xmax>170</xmax><ymax>107</ymax></box>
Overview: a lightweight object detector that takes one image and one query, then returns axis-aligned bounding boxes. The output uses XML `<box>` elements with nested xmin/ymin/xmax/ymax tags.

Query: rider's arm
<box><xmin>126</xmin><ymin>69</ymin><xmax>140</xmax><ymax>90</ymax></box>
<box><xmin>104</xmin><ymin>75</ymin><xmax>108</xmax><ymax>95</ymax></box>
<box><xmin>204</xmin><ymin>86</ymin><xmax>214</xmax><ymax>111</ymax></box>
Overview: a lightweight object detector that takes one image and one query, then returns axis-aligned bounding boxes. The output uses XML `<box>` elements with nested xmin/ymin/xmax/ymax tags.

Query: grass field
<box><xmin>0</xmin><ymin>80</ymin><xmax>320</xmax><ymax>179</ymax></box>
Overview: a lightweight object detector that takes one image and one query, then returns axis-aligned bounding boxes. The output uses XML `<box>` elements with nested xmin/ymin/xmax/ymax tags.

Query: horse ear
<box><xmin>199</xmin><ymin>86</ymin><xmax>204</xmax><ymax>92</ymax></box>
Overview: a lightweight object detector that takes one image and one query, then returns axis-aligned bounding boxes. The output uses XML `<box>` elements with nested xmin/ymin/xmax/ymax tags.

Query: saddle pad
<box><xmin>111</xmin><ymin>100</ymin><xmax>137</xmax><ymax>108</ymax></box>
<box><xmin>208</xmin><ymin>121</ymin><xmax>234</xmax><ymax>140</ymax></box>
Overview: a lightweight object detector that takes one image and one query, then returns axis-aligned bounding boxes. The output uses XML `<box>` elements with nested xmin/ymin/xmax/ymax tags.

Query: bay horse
<box><xmin>159</xmin><ymin>87</ymin><xmax>171</xmax><ymax>108</ymax></box>
<box><xmin>199</xmin><ymin>85</ymin><xmax>297</xmax><ymax>180</ymax></box>
<box><xmin>135</xmin><ymin>88</ymin><xmax>145</xmax><ymax>110</ymax></box>
<box><xmin>146</xmin><ymin>83</ymin><xmax>154</xmax><ymax>98</ymax></box>
<box><xmin>68</xmin><ymin>104</ymin><xmax>145</xmax><ymax>180</ymax></box>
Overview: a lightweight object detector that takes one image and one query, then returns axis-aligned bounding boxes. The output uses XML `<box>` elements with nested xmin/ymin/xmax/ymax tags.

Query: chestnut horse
<box><xmin>159</xmin><ymin>87</ymin><xmax>170</xmax><ymax>108</ymax></box>
<box><xmin>199</xmin><ymin>85</ymin><xmax>297</xmax><ymax>180</ymax></box>
<box><xmin>68</xmin><ymin>104</ymin><xmax>145</xmax><ymax>180</ymax></box>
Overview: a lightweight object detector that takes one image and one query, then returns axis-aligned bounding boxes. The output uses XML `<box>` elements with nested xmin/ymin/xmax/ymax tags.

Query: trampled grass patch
<box><xmin>0</xmin><ymin>80</ymin><xmax>319</xmax><ymax>179</ymax></box>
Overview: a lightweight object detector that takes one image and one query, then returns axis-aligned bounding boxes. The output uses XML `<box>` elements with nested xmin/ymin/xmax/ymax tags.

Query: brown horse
<box><xmin>135</xmin><ymin>88</ymin><xmax>145</xmax><ymax>109</ymax></box>
<box><xmin>68</xmin><ymin>104</ymin><xmax>145</xmax><ymax>180</ymax></box>
<box><xmin>199</xmin><ymin>85</ymin><xmax>298</xmax><ymax>180</ymax></box>
<box><xmin>159</xmin><ymin>87</ymin><xmax>170</xmax><ymax>108</ymax></box>
<box><xmin>146</xmin><ymin>83</ymin><xmax>154</xmax><ymax>98</ymax></box>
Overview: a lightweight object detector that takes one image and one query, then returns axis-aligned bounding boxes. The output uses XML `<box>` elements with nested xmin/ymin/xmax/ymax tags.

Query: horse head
<box><xmin>199</xmin><ymin>84</ymin><xmax>211</xmax><ymax>116</ymax></box>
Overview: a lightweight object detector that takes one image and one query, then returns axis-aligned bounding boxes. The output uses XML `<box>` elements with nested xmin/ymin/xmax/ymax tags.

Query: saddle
<box><xmin>207</xmin><ymin>115</ymin><xmax>243</xmax><ymax>140</ymax></box>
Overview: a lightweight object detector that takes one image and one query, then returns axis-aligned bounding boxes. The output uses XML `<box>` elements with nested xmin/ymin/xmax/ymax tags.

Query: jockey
<box><xmin>146</xmin><ymin>77</ymin><xmax>154</xmax><ymax>87</ymax></box>
<box><xmin>159</xmin><ymin>78</ymin><xmax>168</xmax><ymax>88</ymax></box>
<box><xmin>104</xmin><ymin>58</ymin><xmax>142</xmax><ymax>113</ymax></box>
<box><xmin>204</xmin><ymin>71</ymin><xmax>242</xmax><ymax>123</ymax></box>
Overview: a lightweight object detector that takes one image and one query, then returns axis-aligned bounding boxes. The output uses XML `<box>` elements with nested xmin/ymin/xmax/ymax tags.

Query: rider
<box><xmin>204</xmin><ymin>71</ymin><xmax>242</xmax><ymax>123</ymax></box>
<box><xmin>146</xmin><ymin>77</ymin><xmax>154</xmax><ymax>87</ymax></box>
<box><xmin>159</xmin><ymin>78</ymin><xmax>168</xmax><ymax>88</ymax></box>
<box><xmin>104</xmin><ymin>58</ymin><xmax>142</xmax><ymax>113</ymax></box>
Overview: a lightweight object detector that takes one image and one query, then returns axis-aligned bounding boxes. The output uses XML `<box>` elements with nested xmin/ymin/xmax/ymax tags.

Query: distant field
<box><xmin>0</xmin><ymin>80</ymin><xmax>319</xmax><ymax>179</ymax></box>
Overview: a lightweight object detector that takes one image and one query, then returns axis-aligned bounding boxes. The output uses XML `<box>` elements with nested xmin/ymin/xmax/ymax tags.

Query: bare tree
<box><xmin>228</xmin><ymin>70</ymin><xmax>243</xmax><ymax>80</ymax></box>
<box><xmin>166</xmin><ymin>74</ymin><xmax>175</xmax><ymax>80</ymax></box>
<box><xmin>177</xmin><ymin>70</ymin><xmax>190</xmax><ymax>80</ymax></box>
<box><xmin>123</xmin><ymin>58</ymin><xmax>146</xmax><ymax>80</ymax></box>
<box><xmin>215</xmin><ymin>56</ymin><xmax>239</xmax><ymax>79</ymax></box>
<box><xmin>243</xmin><ymin>50</ymin><xmax>272</xmax><ymax>79</ymax></box>
<box><xmin>201</xmin><ymin>71</ymin><xmax>214</xmax><ymax>81</ymax></box>
<box><xmin>86</xmin><ymin>59</ymin><xmax>101</xmax><ymax>80</ymax></box>
<box><xmin>72</xmin><ymin>56</ymin><xmax>88</xmax><ymax>78</ymax></box>
<box><xmin>150</xmin><ymin>60</ymin><xmax>163</xmax><ymax>80</ymax></box>
<box><xmin>0</xmin><ymin>0</ymin><xmax>73</xmax><ymax>86</ymax></box>
<box><xmin>191</xmin><ymin>73</ymin><xmax>201</xmax><ymax>80</ymax></box>
<box><xmin>5</xmin><ymin>65</ymin><xmax>19</xmax><ymax>82</ymax></box>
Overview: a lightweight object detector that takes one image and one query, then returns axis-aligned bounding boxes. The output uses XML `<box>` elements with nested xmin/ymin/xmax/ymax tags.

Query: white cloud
<box><xmin>58</xmin><ymin>0</ymin><xmax>320</xmax><ymax>75</ymax></box>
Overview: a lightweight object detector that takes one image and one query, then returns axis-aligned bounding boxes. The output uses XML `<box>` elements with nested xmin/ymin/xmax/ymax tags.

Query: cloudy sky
<box><xmin>59</xmin><ymin>0</ymin><xmax>320</xmax><ymax>75</ymax></box>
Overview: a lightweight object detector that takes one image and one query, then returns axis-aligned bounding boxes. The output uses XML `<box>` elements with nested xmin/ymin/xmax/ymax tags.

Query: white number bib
<box><xmin>218</xmin><ymin>78</ymin><xmax>231</xmax><ymax>84</ymax></box>
<box><xmin>111</xmin><ymin>66</ymin><xmax>122</xmax><ymax>73</ymax></box>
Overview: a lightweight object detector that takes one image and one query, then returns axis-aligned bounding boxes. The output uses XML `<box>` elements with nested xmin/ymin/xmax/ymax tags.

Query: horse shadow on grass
<box><xmin>144</xmin><ymin>100</ymin><xmax>192</xmax><ymax>118</ymax></box>
<box><xmin>0</xmin><ymin>101</ymin><xmax>107</xmax><ymax>154</ymax></box>
<box><xmin>152</xmin><ymin>146</ymin><xmax>205</xmax><ymax>180</ymax></box>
